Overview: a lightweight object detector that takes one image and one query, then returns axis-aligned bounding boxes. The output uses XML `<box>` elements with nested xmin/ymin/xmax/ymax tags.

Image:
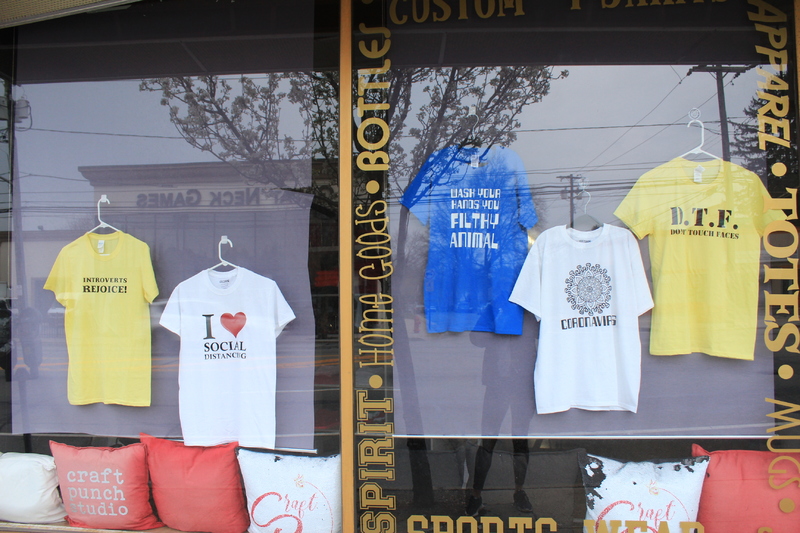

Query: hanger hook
<box><xmin>577</xmin><ymin>178</ymin><xmax>592</xmax><ymax>214</ymax></box>
<box><xmin>582</xmin><ymin>190</ymin><xmax>592</xmax><ymax>214</ymax></box>
<box><xmin>97</xmin><ymin>194</ymin><xmax>110</xmax><ymax>225</ymax></box>
<box><xmin>686</xmin><ymin>108</ymin><xmax>705</xmax><ymax>148</ymax></box>
<box><xmin>218</xmin><ymin>236</ymin><xmax>233</xmax><ymax>265</ymax></box>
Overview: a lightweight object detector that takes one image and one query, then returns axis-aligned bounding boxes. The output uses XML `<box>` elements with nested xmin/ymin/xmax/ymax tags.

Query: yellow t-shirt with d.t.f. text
<box><xmin>614</xmin><ymin>157</ymin><xmax>784</xmax><ymax>360</ymax></box>
<box><xmin>45</xmin><ymin>231</ymin><xmax>158</xmax><ymax>405</ymax></box>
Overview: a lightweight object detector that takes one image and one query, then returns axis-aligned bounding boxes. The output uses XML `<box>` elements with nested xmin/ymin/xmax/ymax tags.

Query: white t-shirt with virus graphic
<box><xmin>160</xmin><ymin>267</ymin><xmax>295</xmax><ymax>448</ymax></box>
<box><xmin>509</xmin><ymin>225</ymin><xmax>652</xmax><ymax>414</ymax></box>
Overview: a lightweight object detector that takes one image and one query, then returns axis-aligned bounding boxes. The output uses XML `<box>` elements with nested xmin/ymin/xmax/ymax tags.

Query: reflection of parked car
<box><xmin>19</xmin><ymin>306</ymin><xmax>43</xmax><ymax>379</ymax></box>
<box><xmin>0</xmin><ymin>300</ymin><xmax>11</xmax><ymax>382</ymax></box>
<box><xmin>46</xmin><ymin>301</ymin><xmax>65</xmax><ymax>329</ymax></box>
<box><xmin>43</xmin><ymin>301</ymin><xmax>67</xmax><ymax>338</ymax></box>
<box><xmin>47</xmin><ymin>301</ymin><xmax>65</xmax><ymax>316</ymax></box>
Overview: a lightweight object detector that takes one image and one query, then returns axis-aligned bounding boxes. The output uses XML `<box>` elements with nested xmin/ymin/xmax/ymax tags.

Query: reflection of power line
<box><xmin>392</xmin><ymin>118</ymin><xmax>748</xmax><ymax>140</ymax></box>
<box><xmin>26</xmin><ymin>128</ymin><xmax>184</xmax><ymax>139</ymax></box>
<box><xmin>19</xmin><ymin>172</ymin><xmax>88</xmax><ymax>182</ymax></box>
<box><xmin>513</xmin><ymin>119</ymin><xmax>743</xmax><ymax>134</ymax></box>
<box><xmin>534</xmin><ymin>182</ymin><xmax>634</xmax><ymax>197</ymax></box>
<box><xmin>577</xmin><ymin>76</ymin><xmax>688</xmax><ymax>172</ymax></box>
<box><xmin>25</xmin><ymin>127</ymin><xmax>315</xmax><ymax>144</ymax></box>
<box><xmin>686</xmin><ymin>64</ymin><xmax>756</xmax><ymax>162</ymax></box>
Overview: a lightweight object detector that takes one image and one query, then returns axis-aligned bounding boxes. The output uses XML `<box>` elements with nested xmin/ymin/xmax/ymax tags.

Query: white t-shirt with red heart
<box><xmin>160</xmin><ymin>267</ymin><xmax>295</xmax><ymax>448</ymax></box>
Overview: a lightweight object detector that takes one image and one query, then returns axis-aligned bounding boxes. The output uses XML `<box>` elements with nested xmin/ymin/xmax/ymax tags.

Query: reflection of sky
<box><xmin>513</xmin><ymin>65</ymin><xmax>764</xmax><ymax>229</ymax></box>
<box><xmin>389</xmin><ymin>64</ymin><xmax>768</xmax><ymax>258</ymax></box>
<box><xmin>13</xmin><ymin>77</ymin><xmax>306</xmax><ymax>231</ymax></box>
<box><xmin>15</xmin><ymin>65</ymin><xmax>765</xmax><ymax>232</ymax></box>
<box><xmin>13</xmin><ymin>80</ymin><xmax>210</xmax><ymax>230</ymax></box>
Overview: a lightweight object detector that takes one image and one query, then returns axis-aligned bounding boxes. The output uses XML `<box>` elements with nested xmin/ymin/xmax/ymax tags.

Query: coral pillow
<box><xmin>236</xmin><ymin>449</ymin><xmax>341</xmax><ymax>533</ymax></box>
<box><xmin>580</xmin><ymin>454</ymin><xmax>709</xmax><ymax>532</ymax></box>
<box><xmin>49</xmin><ymin>441</ymin><xmax>162</xmax><ymax>530</ymax></box>
<box><xmin>0</xmin><ymin>452</ymin><xmax>66</xmax><ymax>523</ymax></box>
<box><xmin>693</xmin><ymin>444</ymin><xmax>800</xmax><ymax>532</ymax></box>
<box><xmin>140</xmin><ymin>433</ymin><xmax>249</xmax><ymax>533</ymax></box>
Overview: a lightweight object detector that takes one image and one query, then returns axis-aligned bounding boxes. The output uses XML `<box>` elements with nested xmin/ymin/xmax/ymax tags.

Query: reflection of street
<box><xmin>396</xmin><ymin>328</ymin><xmax>535</xmax><ymax>436</ymax></box>
<box><xmin>395</xmin><ymin>312</ymin><xmax>776</xmax><ymax>438</ymax></box>
<box><xmin>401</xmin><ymin>335</ymin><xmax>485</xmax><ymax>431</ymax></box>
<box><xmin>12</xmin><ymin>332</ymin><xmax>183</xmax><ymax>437</ymax></box>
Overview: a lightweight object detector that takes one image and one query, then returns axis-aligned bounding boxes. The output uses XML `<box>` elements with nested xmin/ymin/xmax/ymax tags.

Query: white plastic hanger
<box><xmin>679</xmin><ymin>109</ymin><xmax>722</xmax><ymax>161</ymax></box>
<box><xmin>460</xmin><ymin>106</ymin><xmax>483</xmax><ymax>149</ymax></box>
<box><xmin>88</xmin><ymin>195</ymin><xmax>121</xmax><ymax>234</ymax></box>
<box><xmin>209</xmin><ymin>236</ymin><xmax>237</xmax><ymax>271</ymax></box>
<box><xmin>570</xmin><ymin>180</ymin><xmax>602</xmax><ymax>232</ymax></box>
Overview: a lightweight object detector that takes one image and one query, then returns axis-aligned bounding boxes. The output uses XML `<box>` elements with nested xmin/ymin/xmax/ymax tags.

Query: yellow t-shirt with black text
<box><xmin>45</xmin><ymin>231</ymin><xmax>158</xmax><ymax>405</ymax></box>
<box><xmin>614</xmin><ymin>157</ymin><xmax>784</xmax><ymax>360</ymax></box>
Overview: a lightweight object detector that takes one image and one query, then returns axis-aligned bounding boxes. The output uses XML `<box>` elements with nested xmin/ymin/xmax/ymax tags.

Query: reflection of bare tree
<box><xmin>387</xmin><ymin>67</ymin><xmax>565</xmax><ymax>272</ymax></box>
<box><xmin>730</xmin><ymin>74</ymin><xmax>797</xmax><ymax>198</ymax></box>
<box><xmin>142</xmin><ymin>66</ymin><xmax>566</xmax><ymax>201</ymax></box>
<box><xmin>143</xmin><ymin>65</ymin><xmax>566</xmax><ymax>506</ymax></box>
<box><xmin>141</xmin><ymin>75</ymin><xmax>305</xmax><ymax>182</ymax></box>
<box><xmin>387</xmin><ymin>67</ymin><xmax>567</xmax><ymax>195</ymax></box>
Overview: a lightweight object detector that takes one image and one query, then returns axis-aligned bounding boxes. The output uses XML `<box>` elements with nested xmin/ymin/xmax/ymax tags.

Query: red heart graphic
<box><xmin>220</xmin><ymin>312</ymin><xmax>246</xmax><ymax>338</ymax></box>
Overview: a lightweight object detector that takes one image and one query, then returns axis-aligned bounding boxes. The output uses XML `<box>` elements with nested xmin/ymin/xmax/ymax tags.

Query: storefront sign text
<box><xmin>389</xmin><ymin>0</ymin><xmax>525</xmax><ymax>25</ymax></box>
<box><xmin>355</xmin><ymin>15</ymin><xmax>397</xmax><ymax>533</ymax></box>
<box><xmin>135</xmin><ymin>188</ymin><xmax>262</xmax><ymax>208</ymax></box>
<box><xmin>569</xmin><ymin>0</ymin><xmax>727</xmax><ymax>9</ymax></box>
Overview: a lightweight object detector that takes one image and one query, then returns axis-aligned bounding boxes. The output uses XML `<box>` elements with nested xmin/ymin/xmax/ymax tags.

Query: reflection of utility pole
<box><xmin>687</xmin><ymin>65</ymin><xmax>755</xmax><ymax>162</ymax></box>
<box><xmin>558</xmin><ymin>174</ymin><xmax>583</xmax><ymax>227</ymax></box>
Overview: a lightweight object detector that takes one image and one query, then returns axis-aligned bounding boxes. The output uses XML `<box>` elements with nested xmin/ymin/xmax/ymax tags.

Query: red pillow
<box><xmin>140</xmin><ymin>434</ymin><xmax>249</xmax><ymax>533</ymax></box>
<box><xmin>49</xmin><ymin>441</ymin><xmax>163</xmax><ymax>530</ymax></box>
<box><xmin>692</xmin><ymin>444</ymin><xmax>800</xmax><ymax>532</ymax></box>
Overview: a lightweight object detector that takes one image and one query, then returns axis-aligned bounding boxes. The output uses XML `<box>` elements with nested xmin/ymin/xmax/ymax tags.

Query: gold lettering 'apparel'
<box><xmin>614</xmin><ymin>157</ymin><xmax>785</xmax><ymax>360</ymax></box>
<box><xmin>44</xmin><ymin>232</ymin><xmax>159</xmax><ymax>405</ymax></box>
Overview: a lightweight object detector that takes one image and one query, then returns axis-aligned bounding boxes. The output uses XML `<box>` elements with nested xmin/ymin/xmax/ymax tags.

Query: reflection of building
<box><xmin>15</xmin><ymin>159</ymin><xmax>337</xmax><ymax>448</ymax></box>
<box><xmin>23</xmin><ymin>160</ymin><xmax>338</xmax><ymax>341</ymax></box>
<box><xmin>0</xmin><ymin>84</ymin><xmax>11</xmax><ymax>300</ymax></box>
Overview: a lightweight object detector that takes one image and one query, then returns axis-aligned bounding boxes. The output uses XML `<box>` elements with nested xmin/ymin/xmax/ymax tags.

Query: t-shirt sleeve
<box><xmin>43</xmin><ymin>249</ymin><xmax>67</xmax><ymax>304</ymax></box>
<box><xmin>614</xmin><ymin>174</ymin><xmax>652</xmax><ymax>239</ymax></box>
<box><xmin>273</xmin><ymin>283</ymin><xmax>296</xmax><ymax>336</ymax></box>
<box><xmin>159</xmin><ymin>285</ymin><xmax>181</xmax><ymax>335</ymax></box>
<box><xmin>140</xmin><ymin>243</ymin><xmax>159</xmax><ymax>304</ymax></box>
<box><xmin>624</xmin><ymin>229</ymin><xmax>654</xmax><ymax>316</ymax></box>
<box><xmin>44</xmin><ymin>253</ymin><xmax>64</xmax><ymax>305</ymax></box>
<box><xmin>508</xmin><ymin>240</ymin><xmax>543</xmax><ymax>319</ymax></box>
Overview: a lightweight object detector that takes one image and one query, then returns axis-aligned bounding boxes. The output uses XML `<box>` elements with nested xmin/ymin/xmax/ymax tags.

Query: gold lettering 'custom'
<box><xmin>390</xmin><ymin>0</ymin><xmax>524</xmax><ymax>24</ymax></box>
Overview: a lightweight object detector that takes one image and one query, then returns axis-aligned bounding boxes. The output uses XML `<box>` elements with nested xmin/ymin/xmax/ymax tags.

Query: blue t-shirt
<box><xmin>401</xmin><ymin>145</ymin><xmax>537</xmax><ymax>334</ymax></box>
